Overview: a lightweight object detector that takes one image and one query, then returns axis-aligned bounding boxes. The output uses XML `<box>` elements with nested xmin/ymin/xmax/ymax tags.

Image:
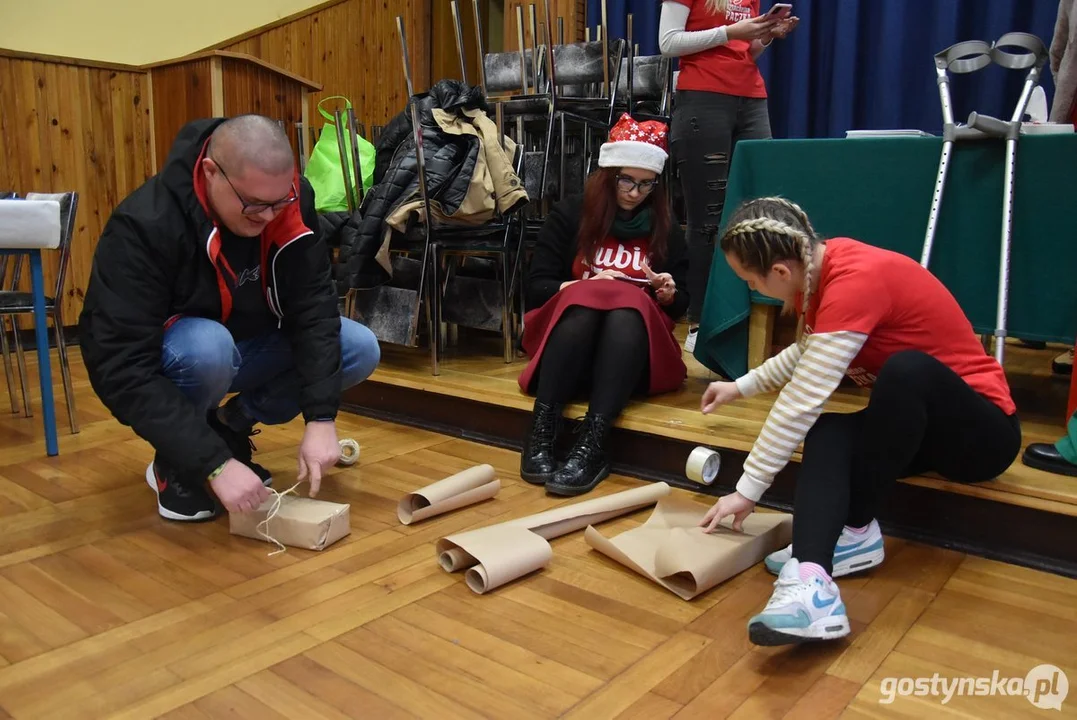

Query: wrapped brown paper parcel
<box><xmin>585</xmin><ymin>494</ymin><xmax>792</xmax><ymax>600</ymax></box>
<box><xmin>398</xmin><ymin>464</ymin><xmax>501</xmax><ymax>525</ymax></box>
<box><xmin>230</xmin><ymin>493</ymin><xmax>350</xmax><ymax>552</ymax></box>
<box><xmin>436</xmin><ymin>482</ymin><xmax>671</xmax><ymax>594</ymax></box>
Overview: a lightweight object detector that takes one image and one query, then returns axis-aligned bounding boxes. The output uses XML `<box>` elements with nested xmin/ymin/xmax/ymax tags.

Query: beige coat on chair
<box><xmin>1051</xmin><ymin>0</ymin><xmax>1077</xmax><ymax>122</ymax></box>
<box><xmin>384</xmin><ymin>106</ymin><xmax>530</xmax><ymax>232</ymax></box>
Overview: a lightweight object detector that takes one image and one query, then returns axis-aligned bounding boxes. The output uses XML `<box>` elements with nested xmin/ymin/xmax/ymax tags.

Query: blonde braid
<box><xmin>773</xmin><ymin>198</ymin><xmax>820</xmax><ymax>345</ymax></box>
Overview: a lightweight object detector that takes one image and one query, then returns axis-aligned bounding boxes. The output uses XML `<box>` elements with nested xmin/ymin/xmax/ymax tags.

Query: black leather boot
<box><xmin>1022</xmin><ymin>443</ymin><xmax>1077</xmax><ymax>477</ymax></box>
<box><xmin>520</xmin><ymin>401</ymin><xmax>563</xmax><ymax>485</ymax></box>
<box><xmin>545</xmin><ymin>412</ymin><xmax>613</xmax><ymax>496</ymax></box>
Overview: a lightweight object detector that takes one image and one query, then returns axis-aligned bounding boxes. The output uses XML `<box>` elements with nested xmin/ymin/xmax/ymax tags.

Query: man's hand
<box><xmin>699</xmin><ymin>491</ymin><xmax>756</xmax><ymax>533</ymax></box>
<box><xmin>298</xmin><ymin>420</ymin><xmax>340</xmax><ymax>497</ymax></box>
<box><xmin>210</xmin><ymin>459</ymin><xmax>271</xmax><ymax>514</ymax></box>
<box><xmin>701</xmin><ymin>381</ymin><xmax>742</xmax><ymax>414</ymax></box>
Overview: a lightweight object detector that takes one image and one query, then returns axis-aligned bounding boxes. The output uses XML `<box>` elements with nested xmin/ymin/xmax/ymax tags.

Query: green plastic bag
<box><xmin>304</xmin><ymin>96</ymin><xmax>376</xmax><ymax>213</ymax></box>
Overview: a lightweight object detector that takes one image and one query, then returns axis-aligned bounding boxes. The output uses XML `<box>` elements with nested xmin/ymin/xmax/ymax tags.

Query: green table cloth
<box><xmin>694</xmin><ymin>135</ymin><xmax>1077</xmax><ymax>379</ymax></box>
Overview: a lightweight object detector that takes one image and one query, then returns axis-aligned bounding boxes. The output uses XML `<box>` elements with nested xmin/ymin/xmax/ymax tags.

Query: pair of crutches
<box><xmin>921</xmin><ymin>32</ymin><xmax>1048</xmax><ymax>364</ymax></box>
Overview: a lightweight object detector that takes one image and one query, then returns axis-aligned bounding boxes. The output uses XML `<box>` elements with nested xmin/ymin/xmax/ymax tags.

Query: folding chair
<box><xmin>0</xmin><ymin>192</ymin><xmax>79</xmax><ymax>433</ymax></box>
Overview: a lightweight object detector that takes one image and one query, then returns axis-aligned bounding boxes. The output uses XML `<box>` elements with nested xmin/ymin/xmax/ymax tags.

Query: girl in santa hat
<box><xmin>518</xmin><ymin>114</ymin><xmax>689</xmax><ymax>496</ymax></box>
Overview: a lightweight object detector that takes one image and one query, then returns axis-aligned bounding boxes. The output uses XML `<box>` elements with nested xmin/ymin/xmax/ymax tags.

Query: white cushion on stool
<box><xmin>0</xmin><ymin>199</ymin><xmax>61</xmax><ymax>249</ymax></box>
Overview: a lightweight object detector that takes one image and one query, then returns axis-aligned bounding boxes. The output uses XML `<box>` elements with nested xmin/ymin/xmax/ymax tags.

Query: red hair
<box><xmin>575</xmin><ymin>167</ymin><xmax>671</xmax><ymax>268</ymax></box>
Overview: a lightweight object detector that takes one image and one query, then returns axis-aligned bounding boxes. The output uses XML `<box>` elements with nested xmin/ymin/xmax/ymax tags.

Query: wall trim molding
<box><xmin>0</xmin><ymin>48</ymin><xmax>143</xmax><ymax>73</ymax></box>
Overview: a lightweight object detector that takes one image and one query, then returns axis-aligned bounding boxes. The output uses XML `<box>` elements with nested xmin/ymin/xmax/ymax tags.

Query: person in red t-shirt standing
<box><xmin>518</xmin><ymin>114</ymin><xmax>689</xmax><ymax>497</ymax></box>
<box><xmin>695</xmin><ymin>197</ymin><xmax>1021</xmax><ymax>647</ymax></box>
<box><xmin>659</xmin><ymin>0</ymin><xmax>798</xmax><ymax>351</ymax></box>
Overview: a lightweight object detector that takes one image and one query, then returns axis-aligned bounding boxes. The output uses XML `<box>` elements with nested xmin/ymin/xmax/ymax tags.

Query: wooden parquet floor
<box><xmin>0</xmin><ymin>349</ymin><xmax>1075</xmax><ymax>718</ymax></box>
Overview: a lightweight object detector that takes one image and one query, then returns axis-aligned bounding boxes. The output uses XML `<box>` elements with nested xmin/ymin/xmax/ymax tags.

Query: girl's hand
<box><xmin>727</xmin><ymin>15</ymin><xmax>779</xmax><ymax>42</ymax></box>
<box><xmin>700</xmin><ymin>491</ymin><xmax>756</xmax><ymax>533</ymax></box>
<box><xmin>701</xmin><ymin>381</ymin><xmax>741</xmax><ymax>414</ymax></box>
<box><xmin>642</xmin><ymin>260</ymin><xmax>676</xmax><ymax>305</ymax></box>
<box><xmin>766</xmin><ymin>16</ymin><xmax>799</xmax><ymax>40</ymax></box>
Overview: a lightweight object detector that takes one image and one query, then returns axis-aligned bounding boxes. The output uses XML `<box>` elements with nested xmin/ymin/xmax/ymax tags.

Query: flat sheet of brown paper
<box><xmin>229</xmin><ymin>495</ymin><xmax>351</xmax><ymax>551</ymax></box>
<box><xmin>397</xmin><ymin>464</ymin><xmax>501</xmax><ymax>525</ymax></box>
<box><xmin>584</xmin><ymin>495</ymin><xmax>793</xmax><ymax>600</ymax></box>
<box><xmin>436</xmin><ymin>482</ymin><xmax>672</xmax><ymax>594</ymax></box>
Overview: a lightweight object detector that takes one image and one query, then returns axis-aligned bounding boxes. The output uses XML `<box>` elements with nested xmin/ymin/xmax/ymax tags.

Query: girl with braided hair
<box><xmin>699</xmin><ymin>197</ymin><xmax>1021</xmax><ymax>646</ymax></box>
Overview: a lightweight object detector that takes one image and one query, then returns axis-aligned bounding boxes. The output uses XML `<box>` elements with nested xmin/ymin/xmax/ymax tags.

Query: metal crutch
<box><xmin>921</xmin><ymin>33</ymin><xmax>1048</xmax><ymax>364</ymax></box>
<box><xmin>966</xmin><ymin>33</ymin><xmax>1048</xmax><ymax>364</ymax></box>
<box><xmin>920</xmin><ymin>39</ymin><xmax>992</xmax><ymax>270</ymax></box>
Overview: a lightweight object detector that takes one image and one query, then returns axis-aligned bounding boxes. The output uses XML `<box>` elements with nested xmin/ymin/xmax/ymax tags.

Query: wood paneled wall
<box><xmin>503</xmin><ymin>0</ymin><xmax>584</xmax><ymax>51</ymax></box>
<box><xmin>148</xmin><ymin>58</ymin><xmax>214</xmax><ymax>170</ymax></box>
<box><xmin>220</xmin><ymin>56</ymin><xmax>310</xmax><ymax>168</ymax></box>
<box><xmin>219</xmin><ymin>0</ymin><xmax>432</xmax><ymax>134</ymax></box>
<box><xmin>431</xmin><ymin>0</ymin><xmax>487</xmax><ymax>87</ymax></box>
<box><xmin>0</xmin><ymin>52</ymin><xmax>153</xmax><ymax>327</ymax></box>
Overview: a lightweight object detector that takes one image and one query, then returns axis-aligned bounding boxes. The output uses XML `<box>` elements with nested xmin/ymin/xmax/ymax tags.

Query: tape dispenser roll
<box><xmin>685</xmin><ymin>446</ymin><xmax>721</xmax><ymax>485</ymax></box>
<box><xmin>338</xmin><ymin>438</ymin><xmax>361</xmax><ymax>466</ymax></box>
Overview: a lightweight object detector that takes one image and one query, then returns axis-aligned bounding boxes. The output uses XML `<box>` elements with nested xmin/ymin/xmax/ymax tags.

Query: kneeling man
<box><xmin>79</xmin><ymin>114</ymin><xmax>380</xmax><ymax>522</ymax></box>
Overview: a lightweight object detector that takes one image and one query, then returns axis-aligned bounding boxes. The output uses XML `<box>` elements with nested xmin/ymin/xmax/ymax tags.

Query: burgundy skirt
<box><xmin>518</xmin><ymin>280</ymin><xmax>687</xmax><ymax>396</ymax></box>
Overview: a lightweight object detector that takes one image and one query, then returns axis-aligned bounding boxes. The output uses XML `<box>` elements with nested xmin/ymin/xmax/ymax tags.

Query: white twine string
<box><xmin>255</xmin><ymin>480</ymin><xmax>304</xmax><ymax>556</ymax></box>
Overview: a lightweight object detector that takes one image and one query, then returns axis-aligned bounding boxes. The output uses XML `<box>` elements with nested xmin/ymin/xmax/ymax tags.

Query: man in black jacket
<box><xmin>79</xmin><ymin>115</ymin><xmax>380</xmax><ymax>522</ymax></box>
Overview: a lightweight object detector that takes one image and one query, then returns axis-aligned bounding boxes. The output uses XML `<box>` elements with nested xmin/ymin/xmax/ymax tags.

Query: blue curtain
<box><xmin>587</xmin><ymin>0</ymin><xmax>1060</xmax><ymax>138</ymax></box>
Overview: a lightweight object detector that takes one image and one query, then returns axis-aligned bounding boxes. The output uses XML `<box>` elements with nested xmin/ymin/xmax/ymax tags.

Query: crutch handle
<box><xmin>966</xmin><ymin>112</ymin><xmax>1017</xmax><ymax>139</ymax></box>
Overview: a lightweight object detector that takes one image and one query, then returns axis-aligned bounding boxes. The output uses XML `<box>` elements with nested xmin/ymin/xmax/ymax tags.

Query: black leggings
<box><xmin>792</xmin><ymin>350</ymin><xmax>1022</xmax><ymax>574</ymax></box>
<box><xmin>670</xmin><ymin>90</ymin><xmax>772</xmax><ymax>325</ymax></box>
<box><xmin>535</xmin><ymin>306</ymin><xmax>650</xmax><ymax>417</ymax></box>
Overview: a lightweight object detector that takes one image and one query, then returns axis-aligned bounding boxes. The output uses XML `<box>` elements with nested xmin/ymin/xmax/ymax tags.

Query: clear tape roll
<box><xmin>338</xmin><ymin>438</ymin><xmax>360</xmax><ymax>466</ymax></box>
<box><xmin>685</xmin><ymin>446</ymin><xmax>720</xmax><ymax>485</ymax></box>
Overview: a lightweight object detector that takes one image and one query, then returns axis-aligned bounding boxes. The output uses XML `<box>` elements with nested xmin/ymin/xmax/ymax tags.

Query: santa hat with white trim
<box><xmin>598</xmin><ymin>113</ymin><xmax>670</xmax><ymax>175</ymax></box>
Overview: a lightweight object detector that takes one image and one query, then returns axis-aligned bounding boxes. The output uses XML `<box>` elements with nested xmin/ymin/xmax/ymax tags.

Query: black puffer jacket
<box><xmin>336</xmin><ymin>80</ymin><xmax>488</xmax><ymax>291</ymax></box>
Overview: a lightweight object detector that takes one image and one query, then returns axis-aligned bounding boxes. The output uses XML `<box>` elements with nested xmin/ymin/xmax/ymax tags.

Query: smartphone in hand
<box><xmin>766</xmin><ymin>2</ymin><xmax>792</xmax><ymax>19</ymax></box>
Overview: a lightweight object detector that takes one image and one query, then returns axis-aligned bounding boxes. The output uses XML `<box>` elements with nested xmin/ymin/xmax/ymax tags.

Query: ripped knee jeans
<box><xmin>670</xmin><ymin>90</ymin><xmax>772</xmax><ymax>324</ymax></box>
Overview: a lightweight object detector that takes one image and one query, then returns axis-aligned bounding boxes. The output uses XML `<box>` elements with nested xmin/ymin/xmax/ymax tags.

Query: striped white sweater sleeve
<box><xmin>734</xmin><ymin>343</ymin><xmax>803</xmax><ymax>398</ymax></box>
<box><xmin>735</xmin><ymin>331</ymin><xmax>868</xmax><ymax>503</ymax></box>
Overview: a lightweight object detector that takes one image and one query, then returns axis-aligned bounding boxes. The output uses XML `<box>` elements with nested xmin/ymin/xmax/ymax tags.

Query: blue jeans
<box><xmin>161</xmin><ymin>317</ymin><xmax>380</xmax><ymax>425</ymax></box>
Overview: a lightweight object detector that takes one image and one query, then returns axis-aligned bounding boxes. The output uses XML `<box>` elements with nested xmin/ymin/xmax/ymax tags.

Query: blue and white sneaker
<box><xmin>764</xmin><ymin>519</ymin><xmax>885</xmax><ymax>578</ymax></box>
<box><xmin>748</xmin><ymin>558</ymin><xmax>851</xmax><ymax>646</ymax></box>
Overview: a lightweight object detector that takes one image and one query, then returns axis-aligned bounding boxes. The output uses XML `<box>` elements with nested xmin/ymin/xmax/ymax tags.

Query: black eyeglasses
<box><xmin>213</xmin><ymin>160</ymin><xmax>298</xmax><ymax>216</ymax></box>
<box><xmin>616</xmin><ymin>175</ymin><xmax>658</xmax><ymax>195</ymax></box>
